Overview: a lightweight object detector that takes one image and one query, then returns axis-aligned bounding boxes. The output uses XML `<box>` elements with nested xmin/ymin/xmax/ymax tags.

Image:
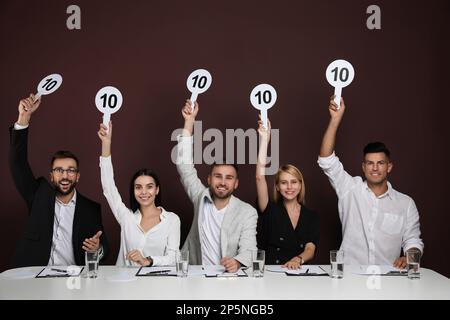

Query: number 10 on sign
<box><xmin>326</xmin><ymin>59</ymin><xmax>355</xmax><ymax>109</ymax></box>
<box><xmin>250</xmin><ymin>84</ymin><xmax>277</xmax><ymax>129</ymax></box>
<box><xmin>95</xmin><ymin>86</ymin><xmax>123</xmax><ymax>128</ymax></box>
<box><xmin>186</xmin><ymin>69</ymin><xmax>212</xmax><ymax>112</ymax></box>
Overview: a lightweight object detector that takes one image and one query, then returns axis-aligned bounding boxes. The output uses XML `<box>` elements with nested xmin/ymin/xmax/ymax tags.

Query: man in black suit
<box><xmin>9</xmin><ymin>94</ymin><xmax>109</xmax><ymax>268</ymax></box>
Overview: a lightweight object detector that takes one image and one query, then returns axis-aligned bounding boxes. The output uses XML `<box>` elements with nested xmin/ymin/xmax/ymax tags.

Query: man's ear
<box><xmin>207</xmin><ymin>174</ymin><xmax>211</xmax><ymax>186</ymax></box>
<box><xmin>387</xmin><ymin>162</ymin><xmax>393</xmax><ymax>174</ymax></box>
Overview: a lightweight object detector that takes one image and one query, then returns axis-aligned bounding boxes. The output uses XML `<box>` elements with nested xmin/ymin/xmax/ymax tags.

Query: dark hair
<box><xmin>210</xmin><ymin>160</ymin><xmax>239</xmax><ymax>176</ymax></box>
<box><xmin>51</xmin><ymin>150</ymin><xmax>79</xmax><ymax>169</ymax></box>
<box><xmin>129</xmin><ymin>169</ymin><xmax>162</xmax><ymax>212</ymax></box>
<box><xmin>363</xmin><ymin>142</ymin><xmax>391</xmax><ymax>159</ymax></box>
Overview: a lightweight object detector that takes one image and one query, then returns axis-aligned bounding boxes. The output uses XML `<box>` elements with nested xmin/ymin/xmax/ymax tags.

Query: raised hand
<box><xmin>181</xmin><ymin>99</ymin><xmax>199</xmax><ymax>122</ymax></box>
<box><xmin>328</xmin><ymin>95</ymin><xmax>346</xmax><ymax>122</ymax></box>
<box><xmin>17</xmin><ymin>94</ymin><xmax>41</xmax><ymax>126</ymax></box>
<box><xmin>257</xmin><ymin>115</ymin><xmax>271</xmax><ymax>142</ymax></box>
<box><xmin>97</xmin><ymin>121</ymin><xmax>112</xmax><ymax>144</ymax></box>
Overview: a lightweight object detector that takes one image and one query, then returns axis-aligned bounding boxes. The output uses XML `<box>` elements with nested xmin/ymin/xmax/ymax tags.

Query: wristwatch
<box><xmin>298</xmin><ymin>255</ymin><xmax>304</xmax><ymax>265</ymax></box>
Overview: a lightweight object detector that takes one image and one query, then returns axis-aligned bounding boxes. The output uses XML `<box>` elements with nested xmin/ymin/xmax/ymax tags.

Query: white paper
<box><xmin>188</xmin><ymin>265</ymin><xmax>206</xmax><ymax>276</ymax></box>
<box><xmin>203</xmin><ymin>265</ymin><xmax>247</xmax><ymax>277</ymax></box>
<box><xmin>136</xmin><ymin>266</ymin><xmax>176</xmax><ymax>276</ymax></box>
<box><xmin>266</xmin><ymin>265</ymin><xmax>327</xmax><ymax>275</ymax></box>
<box><xmin>37</xmin><ymin>266</ymin><xmax>83</xmax><ymax>278</ymax></box>
<box><xmin>353</xmin><ymin>265</ymin><xmax>407</xmax><ymax>275</ymax></box>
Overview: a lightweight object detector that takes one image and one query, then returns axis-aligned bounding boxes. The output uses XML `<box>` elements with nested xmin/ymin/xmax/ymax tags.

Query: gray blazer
<box><xmin>176</xmin><ymin>135</ymin><xmax>257</xmax><ymax>267</ymax></box>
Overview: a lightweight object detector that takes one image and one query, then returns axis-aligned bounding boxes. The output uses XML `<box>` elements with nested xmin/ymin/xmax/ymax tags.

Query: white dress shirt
<box><xmin>200</xmin><ymin>199</ymin><xmax>226</xmax><ymax>265</ymax></box>
<box><xmin>318</xmin><ymin>152</ymin><xmax>424</xmax><ymax>265</ymax></box>
<box><xmin>100</xmin><ymin>156</ymin><xmax>180</xmax><ymax>266</ymax></box>
<box><xmin>48</xmin><ymin>192</ymin><xmax>76</xmax><ymax>266</ymax></box>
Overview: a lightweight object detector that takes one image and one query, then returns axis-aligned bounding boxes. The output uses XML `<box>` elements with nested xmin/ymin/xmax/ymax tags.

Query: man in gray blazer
<box><xmin>176</xmin><ymin>100</ymin><xmax>257</xmax><ymax>272</ymax></box>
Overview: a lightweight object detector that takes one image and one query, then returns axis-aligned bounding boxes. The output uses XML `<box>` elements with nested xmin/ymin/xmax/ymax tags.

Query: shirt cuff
<box><xmin>177</xmin><ymin>134</ymin><xmax>193</xmax><ymax>143</ymax></box>
<box><xmin>317</xmin><ymin>151</ymin><xmax>337</xmax><ymax>169</ymax></box>
<box><xmin>14</xmin><ymin>122</ymin><xmax>29</xmax><ymax>130</ymax></box>
<box><xmin>403</xmin><ymin>243</ymin><xmax>424</xmax><ymax>255</ymax></box>
<box><xmin>99</xmin><ymin>155</ymin><xmax>112</xmax><ymax>166</ymax></box>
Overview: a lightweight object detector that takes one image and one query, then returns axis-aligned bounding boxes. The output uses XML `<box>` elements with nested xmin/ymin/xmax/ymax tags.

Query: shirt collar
<box><xmin>136</xmin><ymin>206</ymin><xmax>167</xmax><ymax>220</ymax></box>
<box><xmin>55</xmin><ymin>190</ymin><xmax>77</xmax><ymax>206</ymax></box>
<box><xmin>363</xmin><ymin>181</ymin><xmax>395</xmax><ymax>200</ymax></box>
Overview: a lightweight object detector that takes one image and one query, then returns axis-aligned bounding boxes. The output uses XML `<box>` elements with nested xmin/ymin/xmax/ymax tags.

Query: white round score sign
<box><xmin>326</xmin><ymin>59</ymin><xmax>355</xmax><ymax>109</ymax></box>
<box><xmin>250</xmin><ymin>84</ymin><xmax>277</xmax><ymax>129</ymax></box>
<box><xmin>186</xmin><ymin>69</ymin><xmax>212</xmax><ymax>111</ymax></box>
<box><xmin>95</xmin><ymin>86</ymin><xmax>123</xmax><ymax>128</ymax></box>
<box><xmin>35</xmin><ymin>74</ymin><xmax>63</xmax><ymax>99</ymax></box>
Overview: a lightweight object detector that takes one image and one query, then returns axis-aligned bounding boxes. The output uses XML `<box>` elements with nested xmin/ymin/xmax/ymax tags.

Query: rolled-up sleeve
<box><xmin>402</xmin><ymin>198</ymin><xmax>424</xmax><ymax>254</ymax></box>
<box><xmin>317</xmin><ymin>152</ymin><xmax>357</xmax><ymax>199</ymax></box>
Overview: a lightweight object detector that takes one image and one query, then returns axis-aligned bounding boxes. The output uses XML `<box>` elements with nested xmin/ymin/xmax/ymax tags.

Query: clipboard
<box><xmin>135</xmin><ymin>266</ymin><xmax>177</xmax><ymax>277</ymax></box>
<box><xmin>36</xmin><ymin>267</ymin><xmax>84</xmax><ymax>278</ymax></box>
<box><xmin>205</xmin><ymin>272</ymin><xmax>248</xmax><ymax>278</ymax></box>
<box><xmin>285</xmin><ymin>272</ymin><xmax>329</xmax><ymax>277</ymax></box>
<box><xmin>284</xmin><ymin>266</ymin><xmax>329</xmax><ymax>277</ymax></box>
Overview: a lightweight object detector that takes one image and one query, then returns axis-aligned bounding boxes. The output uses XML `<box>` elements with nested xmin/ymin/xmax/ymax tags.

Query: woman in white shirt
<box><xmin>97</xmin><ymin>121</ymin><xmax>180</xmax><ymax>267</ymax></box>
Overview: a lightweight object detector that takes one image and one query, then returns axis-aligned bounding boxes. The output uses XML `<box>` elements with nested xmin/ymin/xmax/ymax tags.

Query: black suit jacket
<box><xmin>8</xmin><ymin>126</ymin><xmax>109</xmax><ymax>267</ymax></box>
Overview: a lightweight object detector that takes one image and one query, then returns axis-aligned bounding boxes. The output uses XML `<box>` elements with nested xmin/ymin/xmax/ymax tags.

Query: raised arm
<box><xmin>176</xmin><ymin>100</ymin><xmax>206</xmax><ymax>202</ymax></box>
<box><xmin>318</xmin><ymin>96</ymin><xmax>358</xmax><ymax>199</ymax></box>
<box><xmin>256</xmin><ymin>118</ymin><xmax>271</xmax><ymax>212</ymax></box>
<box><xmin>320</xmin><ymin>96</ymin><xmax>345</xmax><ymax>157</ymax></box>
<box><xmin>98</xmin><ymin>121</ymin><xmax>130</xmax><ymax>225</ymax></box>
<box><xmin>9</xmin><ymin>94</ymin><xmax>42</xmax><ymax>210</ymax></box>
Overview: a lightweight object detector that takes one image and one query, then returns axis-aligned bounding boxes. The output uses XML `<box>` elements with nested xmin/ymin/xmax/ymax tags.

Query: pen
<box><xmin>51</xmin><ymin>268</ymin><xmax>68</xmax><ymax>273</ymax></box>
<box><xmin>305</xmin><ymin>268</ymin><xmax>309</xmax><ymax>274</ymax></box>
<box><xmin>145</xmin><ymin>269</ymin><xmax>171</xmax><ymax>274</ymax></box>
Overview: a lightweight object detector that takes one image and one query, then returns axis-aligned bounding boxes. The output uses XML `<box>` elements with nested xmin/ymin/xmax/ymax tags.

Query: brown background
<box><xmin>1</xmin><ymin>0</ymin><xmax>449</xmax><ymax>277</ymax></box>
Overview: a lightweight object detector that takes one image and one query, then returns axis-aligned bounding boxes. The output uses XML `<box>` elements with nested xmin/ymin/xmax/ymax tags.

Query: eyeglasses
<box><xmin>51</xmin><ymin>167</ymin><xmax>78</xmax><ymax>176</ymax></box>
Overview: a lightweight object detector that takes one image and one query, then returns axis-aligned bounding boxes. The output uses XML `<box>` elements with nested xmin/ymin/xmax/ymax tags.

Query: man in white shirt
<box><xmin>176</xmin><ymin>100</ymin><xmax>258</xmax><ymax>272</ymax></box>
<box><xmin>318</xmin><ymin>96</ymin><xmax>424</xmax><ymax>267</ymax></box>
<box><xmin>9</xmin><ymin>94</ymin><xmax>108</xmax><ymax>267</ymax></box>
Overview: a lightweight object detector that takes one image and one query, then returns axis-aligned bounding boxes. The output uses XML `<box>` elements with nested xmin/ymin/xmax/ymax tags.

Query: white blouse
<box><xmin>100</xmin><ymin>156</ymin><xmax>180</xmax><ymax>266</ymax></box>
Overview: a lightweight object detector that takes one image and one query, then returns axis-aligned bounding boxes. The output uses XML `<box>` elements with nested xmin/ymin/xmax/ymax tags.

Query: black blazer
<box><xmin>8</xmin><ymin>126</ymin><xmax>109</xmax><ymax>268</ymax></box>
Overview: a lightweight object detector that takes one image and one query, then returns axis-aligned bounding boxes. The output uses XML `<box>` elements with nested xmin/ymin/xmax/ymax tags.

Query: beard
<box><xmin>209</xmin><ymin>185</ymin><xmax>234</xmax><ymax>200</ymax></box>
<box><xmin>52</xmin><ymin>179</ymin><xmax>77</xmax><ymax>196</ymax></box>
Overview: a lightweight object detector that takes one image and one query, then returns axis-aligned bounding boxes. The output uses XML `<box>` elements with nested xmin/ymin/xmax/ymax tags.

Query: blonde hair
<box><xmin>273</xmin><ymin>164</ymin><xmax>305</xmax><ymax>204</ymax></box>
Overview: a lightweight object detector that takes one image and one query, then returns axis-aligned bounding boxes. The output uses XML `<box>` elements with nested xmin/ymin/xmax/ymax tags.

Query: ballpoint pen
<box><xmin>145</xmin><ymin>269</ymin><xmax>171</xmax><ymax>275</ymax></box>
<box><xmin>51</xmin><ymin>268</ymin><xmax>68</xmax><ymax>273</ymax></box>
<box><xmin>305</xmin><ymin>268</ymin><xmax>309</xmax><ymax>274</ymax></box>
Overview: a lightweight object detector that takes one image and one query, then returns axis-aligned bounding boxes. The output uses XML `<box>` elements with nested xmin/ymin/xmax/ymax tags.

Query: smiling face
<box><xmin>134</xmin><ymin>175</ymin><xmax>159</xmax><ymax>208</ymax></box>
<box><xmin>276</xmin><ymin>171</ymin><xmax>302</xmax><ymax>201</ymax></box>
<box><xmin>207</xmin><ymin>165</ymin><xmax>239</xmax><ymax>200</ymax></box>
<box><xmin>362</xmin><ymin>152</ymin><xmax>393</xmax><ymax>186</ymax></box>
<box><xmin>49</xmin><ymin>158</ymin><xmax>80</xmax><ymax>196</ymax></box>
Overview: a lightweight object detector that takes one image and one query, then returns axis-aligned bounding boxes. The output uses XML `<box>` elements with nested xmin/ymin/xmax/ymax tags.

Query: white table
<box><xmin>1</xmin><ymin>265</ymin><xmax>450</xmax><ymax>300</ymax></box>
